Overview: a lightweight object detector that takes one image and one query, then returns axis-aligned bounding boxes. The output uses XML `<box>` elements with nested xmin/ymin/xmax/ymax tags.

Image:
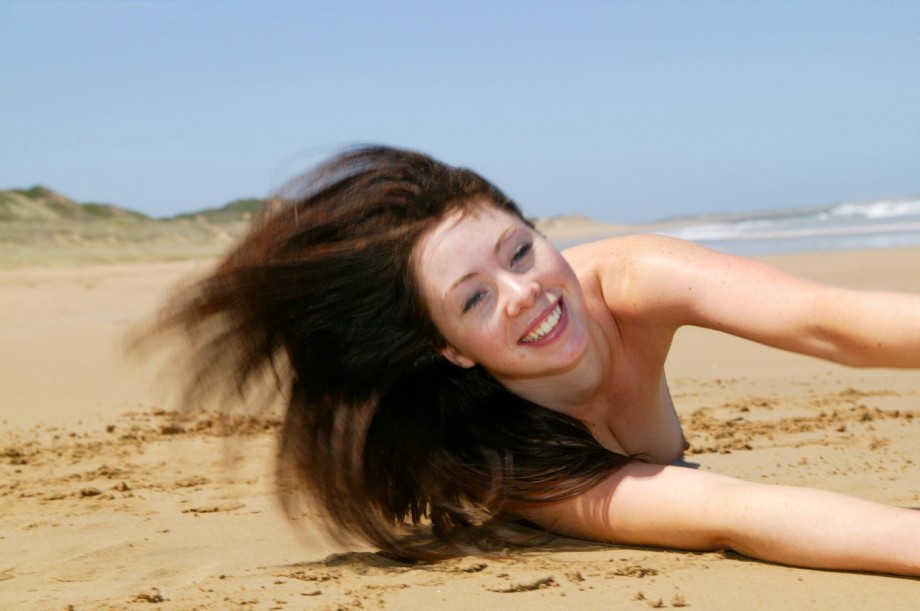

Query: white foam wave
<box><xmin>659</xmin><ymin>196</ymin><xmax>920</xmax><ymax>243</ymax></box>
<box><xmin>661</xmin><ymin>220</ymin><xmax>920</xmax><ymax>242</ymax></box>
<box><xmin>828</xmin><ymin>198</ymin><xmax>920</xmax><ymax>219</ymax></box>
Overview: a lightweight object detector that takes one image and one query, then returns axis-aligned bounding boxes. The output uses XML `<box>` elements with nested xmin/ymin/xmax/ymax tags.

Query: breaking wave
<box><xmin>657</xmin><ymin>197</ymin><xmax>920</xmax><ymax>255</ymax></box>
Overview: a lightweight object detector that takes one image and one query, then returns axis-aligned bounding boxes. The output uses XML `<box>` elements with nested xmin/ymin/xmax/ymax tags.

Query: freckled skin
<box><xmin>419</xmin><ymin>204</ymin><xmax>920</xmax><ymax>576</ymax></box>
<box><xmin>564</xmin><ymin>244</ymin><xmax>689</xmax><ymax>461</ymax></box>
<box><xmin>416</xmin><ymin>206</ymin><xmax>687</xmax><ymax>462</ymax></box>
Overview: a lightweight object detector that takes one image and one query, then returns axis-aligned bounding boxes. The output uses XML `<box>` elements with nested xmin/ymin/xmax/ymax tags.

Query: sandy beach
<box><xmin>1</xmin><ymin>243</ymin><xmax>918</xmax><ymax>610</ymax></box>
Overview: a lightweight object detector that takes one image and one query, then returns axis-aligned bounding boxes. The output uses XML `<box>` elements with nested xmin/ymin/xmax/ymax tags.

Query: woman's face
<box><xmin>415</xmin><ymin>203</ymin><xmax>591</xmax><ymax>382</ymax></box>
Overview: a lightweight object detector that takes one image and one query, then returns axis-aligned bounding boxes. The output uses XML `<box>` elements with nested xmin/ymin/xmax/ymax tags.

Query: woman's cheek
<box><xmin>482</xmin><ymin>316</ymin><xmax>507</xmax><ymax>342</ymax></box>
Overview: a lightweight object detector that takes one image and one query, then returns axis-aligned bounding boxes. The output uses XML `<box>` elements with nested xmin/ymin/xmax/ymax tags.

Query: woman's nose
<box><xmin>504</xmin><ymin>275</ymin><xmax>540</xmax><ymax>317</ymax></box>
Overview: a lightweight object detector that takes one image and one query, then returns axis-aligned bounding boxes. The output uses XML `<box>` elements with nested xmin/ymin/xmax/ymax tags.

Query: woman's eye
<box><xmin>511</xmin><ymin>242</ymin><xmax>533</xmax><ymax>267</ymax></box>
<box><xmin>463</xmin><ymin>291</ymin><xmax>485</xmax><ymax>313</ymax></box>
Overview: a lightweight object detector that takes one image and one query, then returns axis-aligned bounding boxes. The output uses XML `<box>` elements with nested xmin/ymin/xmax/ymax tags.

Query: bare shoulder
<box><xmin>561</xmin><ymin>233</ymin><xmax>787</xmax><ymax>297</ymax></box>
<box><xmin>561</xmin><ymin>234</ymin><xmax>699</xmax><ymax>308</ymax></box>
<box><xmin>562</xmin><ymin>233</ymin><xmax>696</xmax><ymax>275</ymax></box>
<box><xmin>561</xmin><ymin>234</ymin><xmax>786</xmax><ymax>330</ymax></box>
<box><xmin>563</xmin><ymin>233</ymin><xmax>707</xmax><ymax>266</ymax></box>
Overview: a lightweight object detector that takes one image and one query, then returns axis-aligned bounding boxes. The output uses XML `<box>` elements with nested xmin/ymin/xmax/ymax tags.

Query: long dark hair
<box><xmin>144</xmin><ymin>146</ymin><xmax>629</xmax><ymax>559</ymax></box>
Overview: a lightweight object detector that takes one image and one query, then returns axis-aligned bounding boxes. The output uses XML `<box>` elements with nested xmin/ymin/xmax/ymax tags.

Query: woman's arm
<box><xmin>515</xmin><ymin>462</ymin><xmax>920</xmax><ymax>576</ymax></box>
<box><xmin>593</xmin><ymin>235</ymin><xmax>920</xmax><ymax>368</ymax></box>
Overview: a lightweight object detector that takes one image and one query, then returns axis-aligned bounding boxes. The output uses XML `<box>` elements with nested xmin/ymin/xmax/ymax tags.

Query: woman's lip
<box><xmin>518</xmin><ymin>298</ymin><xmax>567</xmax><ymax>345</ymax></box>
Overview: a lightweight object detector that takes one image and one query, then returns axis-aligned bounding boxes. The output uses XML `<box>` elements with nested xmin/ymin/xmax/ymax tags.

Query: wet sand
<box><xmin>1</xmin><ymin>245</ymin><xmax>918</xmax><ymax>610</ymax></box>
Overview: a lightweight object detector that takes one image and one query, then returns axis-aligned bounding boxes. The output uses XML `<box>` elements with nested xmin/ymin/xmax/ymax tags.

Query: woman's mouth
<box><xmin>520</xmin><ymin>299</ymin><xmax>565</xmax><ymax>344</ymax></box>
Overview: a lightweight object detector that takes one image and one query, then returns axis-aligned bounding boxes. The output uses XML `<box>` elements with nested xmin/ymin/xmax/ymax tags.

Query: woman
<box><xmin>148</xmin><ymin>145</ymin><xmax>920</xmax><ymax>575</ymax></box>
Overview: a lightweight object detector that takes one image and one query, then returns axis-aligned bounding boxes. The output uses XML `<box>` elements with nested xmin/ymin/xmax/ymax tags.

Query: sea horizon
<box><xmin>555</xmin><ymin>196</ymin><xmax>920</xmax><ymax>257</ymax></box>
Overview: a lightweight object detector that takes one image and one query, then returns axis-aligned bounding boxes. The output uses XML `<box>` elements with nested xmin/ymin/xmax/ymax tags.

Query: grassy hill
<box><xmin>168</xmin><ymin>197</ymin><xmax>264</xmax><ymax>225</ymax></box>
<box><xmin>0</xmin><ymin>186</ymin><xmax>151</xmax><ymax>223</ymax></box>
<box><xmin>0</xmin><ymin>187</ymin><xmax>265</xmax><ymax>267</ymax></box>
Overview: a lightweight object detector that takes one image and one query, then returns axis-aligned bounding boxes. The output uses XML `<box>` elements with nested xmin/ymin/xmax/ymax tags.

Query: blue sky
<box><xmin>2</xmin><ymin>0</ymin><xmax>919</xmax><ymax>223</ymax></box>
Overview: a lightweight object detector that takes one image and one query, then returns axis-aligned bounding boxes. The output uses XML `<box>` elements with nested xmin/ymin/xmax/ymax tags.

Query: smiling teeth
<box><xmin>521</xmin><ymin>302</ymin><xmax>562</xmax><ymax>343</ymax></box>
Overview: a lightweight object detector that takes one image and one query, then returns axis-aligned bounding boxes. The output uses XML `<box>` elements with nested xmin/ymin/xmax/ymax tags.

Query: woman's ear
<box><xmin>438</xmin><ymin>344</ymin><xmax>476</xmax><ymax>369</ymax></box>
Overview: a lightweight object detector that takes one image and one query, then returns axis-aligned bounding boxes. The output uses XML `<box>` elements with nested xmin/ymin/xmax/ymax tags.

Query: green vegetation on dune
<box><xmin>168</xmin><ymin>197</ymin><xmax>264</xmax><ymax>224</ymax></box>
<box><xmin>0</xmin><ymin>186</ymin><xmax>151</xmax><ymax>223</ymax></box>
<box><xmin>15</xmin><ymin>186</ymin><xmax>55</xmax><ymax>199</ymax></box>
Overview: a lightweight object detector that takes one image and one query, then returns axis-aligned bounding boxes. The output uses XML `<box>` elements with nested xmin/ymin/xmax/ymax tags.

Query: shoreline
<box><xmin>5</xmin><ymin>230</ymin><xmax>920</xmax><ymax>272</ymax></box>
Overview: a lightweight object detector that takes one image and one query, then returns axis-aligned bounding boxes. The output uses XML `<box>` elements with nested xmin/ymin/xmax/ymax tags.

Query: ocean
<box><xmin>650</xmin><ymin>197</ymin><xmax>920</xmax><ymax>257</ymax></box>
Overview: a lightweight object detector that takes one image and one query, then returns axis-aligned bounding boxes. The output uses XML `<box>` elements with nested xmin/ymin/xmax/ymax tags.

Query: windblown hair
<box><xmin>145</xmin><ymin>146</ymin><xmax>629</xmax><ymax>559</ymax></box>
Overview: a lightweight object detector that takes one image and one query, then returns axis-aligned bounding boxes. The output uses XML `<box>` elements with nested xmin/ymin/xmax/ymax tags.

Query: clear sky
<box><xmin>2</xmin><ymin>0</ymin><xmax>919</xmax><ymax>223</ymax></box>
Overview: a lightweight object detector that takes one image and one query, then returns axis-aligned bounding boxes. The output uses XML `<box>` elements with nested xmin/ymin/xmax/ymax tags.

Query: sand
<box><xmin>1</xmin><ymin>244</ymin><xmax>919</xmax><ymax>610</ymax></box>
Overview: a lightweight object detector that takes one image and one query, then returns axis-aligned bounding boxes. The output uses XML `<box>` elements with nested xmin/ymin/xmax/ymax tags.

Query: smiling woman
<box><xmin>415</xmin><ymin>205</ymin><xmax>591</xmax><ymax>380</ymax></box>
<box><xmin>141</xmin><ymin>145</ymin><xmax>920</xmax><ymax>575</ymax></box>
<box><xmin>142</xmin><ymin>146</ymin><xmax>629</xmax><ymax>557</ymax></box>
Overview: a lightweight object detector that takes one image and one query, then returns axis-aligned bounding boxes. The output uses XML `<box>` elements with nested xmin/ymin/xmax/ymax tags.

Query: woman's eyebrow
<box><xmin>494</xmin><ymin>225</ymin><xmax>514</xmax><ymax>255</ymax></box>
<box><xmin>449</xmin><ymin>272</ymin><xmax>477</xmax><ymax>294</ymax></box>
<box><xmin>446</xmin><ymin>225</ymin><xmax>515</xmax><ymax>296</ymax></box>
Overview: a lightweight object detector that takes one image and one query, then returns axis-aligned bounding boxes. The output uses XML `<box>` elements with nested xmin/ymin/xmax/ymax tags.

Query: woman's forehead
<box><xmin>422</xmin><ymin>206</ymin><xmax>519</xmax><ymax>256</ymax></box>
<box><xmin>415</xmin><ymin>205</ymin><xmax>520</xmax><ymax>291</ymax></box>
